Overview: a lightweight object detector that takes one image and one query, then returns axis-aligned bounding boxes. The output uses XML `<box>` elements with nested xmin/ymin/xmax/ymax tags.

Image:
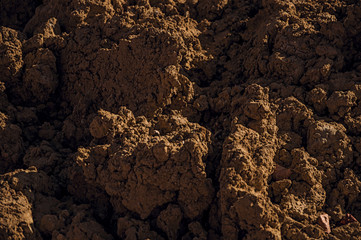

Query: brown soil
<box><xmin>1</xmin><ymin>0</ymin><xmax>361</xmax><ymax>239</ymax></box>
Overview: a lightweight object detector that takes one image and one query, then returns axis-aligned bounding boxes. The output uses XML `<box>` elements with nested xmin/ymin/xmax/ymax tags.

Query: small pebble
<box><xmin>317</xmin><ymin>214</ymin><xmax>331</xmax><ymax>234</ymax></box>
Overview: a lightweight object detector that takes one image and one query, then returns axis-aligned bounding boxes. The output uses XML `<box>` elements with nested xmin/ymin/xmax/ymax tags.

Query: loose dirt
<box><xmin>1</xmin><ymin>0</ymin><xmax>361</xmax><ymax>239</ymax></box>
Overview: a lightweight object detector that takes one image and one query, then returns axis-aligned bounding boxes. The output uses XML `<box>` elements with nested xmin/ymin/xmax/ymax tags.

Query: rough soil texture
<box><xmin>1</xmin><ymin>0</ymin><xmax>361</xmax><ymax>239</ymax></box>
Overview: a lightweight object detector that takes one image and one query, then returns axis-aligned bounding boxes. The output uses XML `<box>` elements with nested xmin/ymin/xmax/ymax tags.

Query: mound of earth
<box><xmin>1</xmin><ymin>0</ymin><xmax>361</xmax><ymax>239</ymax></box>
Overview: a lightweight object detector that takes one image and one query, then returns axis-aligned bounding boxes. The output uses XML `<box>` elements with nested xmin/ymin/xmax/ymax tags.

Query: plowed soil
<box><xmin>1</xmin><ymin>0</ymin><xmax>361</xmax><ymax>239</ymax></box>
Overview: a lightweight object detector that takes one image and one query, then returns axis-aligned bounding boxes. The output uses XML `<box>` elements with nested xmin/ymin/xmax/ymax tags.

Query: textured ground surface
<box><xmin>1</xmin><ymin>0</ymin><xmax>361</xmax><ymax>239</ymax></box>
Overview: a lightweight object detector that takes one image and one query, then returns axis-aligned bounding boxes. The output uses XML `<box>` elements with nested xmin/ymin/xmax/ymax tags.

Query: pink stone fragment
<box><xmin>318</xmin><ymin>214</ymin><xmax>331</xmax><ymax>234</ymax></box>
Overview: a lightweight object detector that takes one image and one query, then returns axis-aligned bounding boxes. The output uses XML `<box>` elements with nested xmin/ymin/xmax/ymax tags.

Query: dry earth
<box><xmin>1</xmin><ymin>0</ymin><xmax>361</xmax><ymax>239</ymax></box>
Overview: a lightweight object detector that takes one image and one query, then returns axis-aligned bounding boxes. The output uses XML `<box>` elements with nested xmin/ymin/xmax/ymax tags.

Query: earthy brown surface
<box><xmin>1</xmin><ymin>0</ymin><xmax>361</xmax><ymax>239</ymax></box>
